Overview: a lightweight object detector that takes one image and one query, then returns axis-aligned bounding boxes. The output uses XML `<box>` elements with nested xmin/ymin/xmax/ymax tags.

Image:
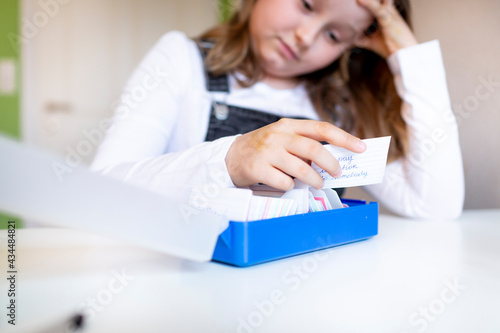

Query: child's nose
<box><xmin>294</xmin><ymin>20</ymin><xmax>321</xmax><ymax>49</ymax></box>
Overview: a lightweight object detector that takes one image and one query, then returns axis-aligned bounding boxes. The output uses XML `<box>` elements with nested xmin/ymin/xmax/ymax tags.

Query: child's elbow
<box><xmin>436</xmin><ymin>202</ymin><xmax>464</xmax><ymax>220</ymax></box>
<box><xmin>424</xmin><ymin>191</ymin><xmax>465</xmax><ymax>220</ymax></box>
<box><xmin>440</xmin><ymin>186</ymin><xmax>465</xmax><ymax>220</ymax></box>
<box><xmin>397</xmin><ymin>190</ymin><xmax>465</xmax><ymax>220</ymax></box>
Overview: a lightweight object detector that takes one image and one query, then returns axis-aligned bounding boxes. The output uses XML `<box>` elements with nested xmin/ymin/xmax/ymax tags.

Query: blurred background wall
<box><xmin>413</xmin><ymin>0</ymin><xmax>500</xmax><ymax>209</ymax></box>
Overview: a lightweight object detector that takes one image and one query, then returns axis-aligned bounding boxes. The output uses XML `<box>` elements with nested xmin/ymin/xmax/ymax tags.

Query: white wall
<box><xmin>412</xmin><ymin>0</ymin><xmax>500</xmax><ymax>209</ymax></box>
<box><xmin>346</xmin><ymin>0</ymin><xmax>500</xmax><ymax>210</ymax></box>
<box><xmin>22</xmin><ymin>0</ymin><xmax>218</xmax><ymax>164</ymax></box>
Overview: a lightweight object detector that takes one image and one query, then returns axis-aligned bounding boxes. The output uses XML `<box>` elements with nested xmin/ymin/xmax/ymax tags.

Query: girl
<box><xmin>91</xmin><ymin>0</ymin><xmax>464</xmax><ymax>218</ymax></box>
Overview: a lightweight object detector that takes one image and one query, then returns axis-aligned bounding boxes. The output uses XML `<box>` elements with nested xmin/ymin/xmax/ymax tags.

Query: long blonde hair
<box><xmin>199</xmin><ymin>0</ymin><xmax>411</xmax><ymax>161</ymax></box>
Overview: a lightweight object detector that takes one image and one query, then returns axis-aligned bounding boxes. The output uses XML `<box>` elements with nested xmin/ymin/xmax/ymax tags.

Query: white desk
<box><xmin>1</xmin><ymin>210</ymin><xmax>499</xmax><ymax>333</ymax></box>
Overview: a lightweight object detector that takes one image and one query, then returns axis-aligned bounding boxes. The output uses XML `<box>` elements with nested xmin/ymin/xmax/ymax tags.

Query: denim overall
<box><xmin>197</xmin><ymin>40</ymin><xmax>345</xmax><ymax>197</ymax></box>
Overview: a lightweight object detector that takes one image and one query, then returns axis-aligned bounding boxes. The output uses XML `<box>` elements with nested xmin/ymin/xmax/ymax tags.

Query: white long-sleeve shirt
<box><xmin>90</xmin><ymin>30</ymin><xmax>464</xmax><ymax>219</ymax></box>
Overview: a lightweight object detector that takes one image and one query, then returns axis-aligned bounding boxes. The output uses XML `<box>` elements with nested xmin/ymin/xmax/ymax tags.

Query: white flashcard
<box><xmin>312</xmin><ymin>136</ymin><xmax>391</xmax><ymax>188</ymax></box>
<box><xmin>322</xmin><ymin>188</ymin><xmax>344</xmax><ymax>210</ymax></box>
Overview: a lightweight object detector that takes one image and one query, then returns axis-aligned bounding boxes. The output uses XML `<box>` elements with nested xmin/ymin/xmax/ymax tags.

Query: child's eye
<box><xmin>328</xmin><ymin>31</ymin><xmax>339</xmax><ymax>43</ymax></box>
<box><xmin>301</xmin><ymin>0</ymin><xmax>313</xmax><ymax>11</ymax></box>
<box><xmin>364</xmin><ymin>20</ymin><xmax>378</xmax><ymax>36</ymax></box>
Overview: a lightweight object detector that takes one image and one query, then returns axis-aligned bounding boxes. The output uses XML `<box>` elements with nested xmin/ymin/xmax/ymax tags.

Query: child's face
<box><xmin>249</xmin><ymin>0</ymin><xmax>373</xmax><ymax>81</ymax></box>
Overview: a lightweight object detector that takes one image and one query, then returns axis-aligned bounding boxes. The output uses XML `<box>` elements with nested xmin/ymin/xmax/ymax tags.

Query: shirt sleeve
<box><xmin>363</xmin><ymin>40</ymin><xmax>465</xmax><ymax>219</ymax></box>
<box><xmin>90</xmin><ymin>31</ymin><xmax>236</xmax><ymax>204</ymax></box>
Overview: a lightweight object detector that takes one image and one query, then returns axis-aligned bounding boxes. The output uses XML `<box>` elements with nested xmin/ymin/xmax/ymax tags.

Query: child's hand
<box><xmin>355</xmin><ymin>0</ymin><xmax>418</xmax><ymax>58</ymax></box>
<box><xmin>225</xmin><ymin>119</ymin><xmax>367</xmax><ymax>191</ymax></box>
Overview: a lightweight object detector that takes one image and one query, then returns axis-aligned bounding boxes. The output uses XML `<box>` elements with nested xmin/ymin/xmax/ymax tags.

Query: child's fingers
<box><xmin>356</xmin><ymin>0</ymin><xmax>383</xmax><ymax>14</ymax></box>
<box><xmin>281</xmin><ymin>119</ymin><xmax>366</xmax><ymax>153</ymax></box>
<box><xmin>271</xmin><ymin>151</ymin><xmax>325</xmax><ymax>190</ymax></box>
<box><xmin>357</xmin><ymin>0</ymin><xmax>394</xmax><ymax>22</ymax></box>
<box><xmin>258</xmin><ymin>165</ymin><xmax>296</xmax><ymax>191</ymax></box>
<box><xmin>356</xmin><ymin>0</ymin><xmax>417</xmax><ymax>55</ymax></box>
<box><xmin>283</xmin><ymin>135</ymin><xmax>342</xmax><ymax>180</ymax></box>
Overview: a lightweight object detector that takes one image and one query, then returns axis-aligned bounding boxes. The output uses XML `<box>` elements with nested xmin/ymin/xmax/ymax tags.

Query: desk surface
<box><xmin>1</xmin><ymin>210</ymin><xmax>500</xmax><ymax>333</ymax></box>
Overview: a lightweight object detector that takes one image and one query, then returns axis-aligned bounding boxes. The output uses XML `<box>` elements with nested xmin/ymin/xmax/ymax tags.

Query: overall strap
<box><xmin>195</xmin><ymin>38</ymin><xmax>285</xmax><ymax>142</ymax></box>
<box><xmin>196</xmin><ymin>40</ymin><xmax>229</xmax><ymax>93</ymax></box>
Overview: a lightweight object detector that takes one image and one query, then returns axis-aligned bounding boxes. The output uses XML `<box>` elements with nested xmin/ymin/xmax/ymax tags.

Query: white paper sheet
<box><xmin>0</xmin><ymin>134</ymin><xmax>228</xmax><ymax>262</ymax></box>
<box><xmin>312</xmin><ymin>136</ymin><xmax>391</xmax><ymax>188</ymax></box>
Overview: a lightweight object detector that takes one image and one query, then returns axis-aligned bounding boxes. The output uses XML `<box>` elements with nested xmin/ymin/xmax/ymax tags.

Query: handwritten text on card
<box><xmin>312</xmin><ymin>136</ymin><xmax>391</xmax><ymax>189</ymax></box>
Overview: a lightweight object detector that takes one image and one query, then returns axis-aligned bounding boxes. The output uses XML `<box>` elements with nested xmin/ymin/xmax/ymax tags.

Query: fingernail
<box><xmin>333</xmin><ymin>169</ymin><xmax>342</xmax><ymax>178</ymax></box>
<box><xmin>357</xmin><ymin>140</ymin><xmax>367</xmax><ymax>151</ymax></box>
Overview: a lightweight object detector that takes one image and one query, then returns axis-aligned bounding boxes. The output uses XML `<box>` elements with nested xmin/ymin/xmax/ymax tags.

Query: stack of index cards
<box><xmin>188</xmin><ymin>180</ymin><xmax>345</xmax><ymax>222</ymax></box>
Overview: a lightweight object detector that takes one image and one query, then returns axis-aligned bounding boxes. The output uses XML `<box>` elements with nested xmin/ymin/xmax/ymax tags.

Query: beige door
<box><xmin>21</xmin><ymin>0</ymin><xmax>217</xmax><ymax>165</ymax></box>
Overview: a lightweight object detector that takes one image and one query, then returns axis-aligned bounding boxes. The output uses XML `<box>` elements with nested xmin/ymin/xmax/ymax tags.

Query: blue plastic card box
<box><xmin>212</xmin><ymin>199</ymin><xmax>378</xmax><ymax>267</ymax></box>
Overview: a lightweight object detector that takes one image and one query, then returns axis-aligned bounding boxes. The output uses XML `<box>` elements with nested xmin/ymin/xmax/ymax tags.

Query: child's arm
<box><xmin>354</xmin><ymin>0</ymin><xmax>464</xmax><ymax>219</ymax></box>
<box><xmin>90</xmin><ymin>31</ymin><xmax>238</xmax><ymax>204</ymax></box>
<box><xmin>364</xmin><ymin>40</ymin><xmax>465</xmax><ymax>219</ymax></box>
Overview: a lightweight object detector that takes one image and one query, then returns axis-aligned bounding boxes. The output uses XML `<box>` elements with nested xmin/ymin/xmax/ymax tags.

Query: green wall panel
<box><xmin>1</xmin><ymin>0</ymin><xmax>22</xmax><ymax>228</ymax></box>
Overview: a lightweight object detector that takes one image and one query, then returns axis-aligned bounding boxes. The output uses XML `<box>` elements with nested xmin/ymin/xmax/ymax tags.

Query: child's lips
<box><xmin>278</xmin><ymin>39</ymin><xmax>299</xmax><ymax>61</ymax></box>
